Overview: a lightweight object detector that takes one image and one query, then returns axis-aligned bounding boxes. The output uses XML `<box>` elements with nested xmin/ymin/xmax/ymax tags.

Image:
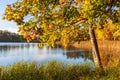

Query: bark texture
<box><xmin>89</xmin><ymin>24</ymin><xmax>103</xmax><ymax>69</ymax></box>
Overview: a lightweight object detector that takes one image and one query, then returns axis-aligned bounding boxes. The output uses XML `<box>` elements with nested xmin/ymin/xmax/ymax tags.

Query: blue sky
<box><xmin>0</xmin><ymin>0</ymin><xmax>18</xmax><ymax>33</ymax></box>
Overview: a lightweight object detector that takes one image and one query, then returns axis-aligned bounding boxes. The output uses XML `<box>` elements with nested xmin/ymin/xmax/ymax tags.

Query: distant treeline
<box><xmin>0</xmin><ymin>30</ymin><xmax>25</xmax><ymax>42</ymax></box>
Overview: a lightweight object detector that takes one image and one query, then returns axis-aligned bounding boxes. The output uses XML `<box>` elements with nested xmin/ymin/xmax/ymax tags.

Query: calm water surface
<box><xmin>0</xmin><ymin>43</ymin><xmax>93</xmax><ymax>66</ymax></box>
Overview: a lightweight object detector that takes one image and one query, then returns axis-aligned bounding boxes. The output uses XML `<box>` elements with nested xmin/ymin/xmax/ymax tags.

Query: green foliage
<box><xmin>0</xmin><ymin>61</ymin><xmax>120</xmax><ymax>80</ymax></box>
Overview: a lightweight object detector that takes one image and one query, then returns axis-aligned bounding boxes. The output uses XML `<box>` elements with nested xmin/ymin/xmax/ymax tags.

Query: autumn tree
<box><xmin>3</xmin><ymin>0</ymin><xmax>120</xmax><ymax>69</ymax></box>
<box><xmin>95</xmin><ymin>20</ymin><xmax>120</xmax><ymax>40</ymax></box>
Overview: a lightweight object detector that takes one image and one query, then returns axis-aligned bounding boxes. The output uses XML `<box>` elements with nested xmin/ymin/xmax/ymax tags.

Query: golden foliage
<box><xmin>95</xmin><ymin>20</ymin><xmax>120</xmax><ymax>40</ymax></box>
<box><xmin>3</xmin><ymin>0</ymin><xmax>120</xmax><ymax>46</ymax></box>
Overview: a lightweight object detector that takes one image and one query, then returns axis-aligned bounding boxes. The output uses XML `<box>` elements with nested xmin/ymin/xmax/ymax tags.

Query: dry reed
<box><xmin>72</xmin><ymin>40</ymin><xmax>120</xmax><ymax>68</ymax></box>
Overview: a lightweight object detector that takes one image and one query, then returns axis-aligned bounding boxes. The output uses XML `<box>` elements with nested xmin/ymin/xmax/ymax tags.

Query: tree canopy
<box><xmin>2</xmin><ymin>0</ymin><xmax>120</xmax><ymax>48</ymax></box>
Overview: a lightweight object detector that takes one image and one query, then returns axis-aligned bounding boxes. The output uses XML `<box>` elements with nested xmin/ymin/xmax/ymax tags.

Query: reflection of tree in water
<box><xmin>0</xmin><ymin>46</ymin><xmax>19</xmax><ymax>52</ymax></box>
<box><xmin>0</xmin><ymin>43</ymin><xmax>37</xmax><ymax>53</ymax></box>
<box><xmin>0</xmin><ymin>43</ymin><xmax>93</xmax><ymax>61</ymax></box>
<box><xmin>61</xmin><ymin>45</ymin><xmax>92</xmax><ymax>60</ymax></box>
<box><xmin>0</xmin><ymin>45</ymin><xmax>20</xmax><ymax>57</ymax></box>
<box><xmin>63</xmin><ymin>50</ymin><xmax>92</xmax><ymax>60</ymax></box>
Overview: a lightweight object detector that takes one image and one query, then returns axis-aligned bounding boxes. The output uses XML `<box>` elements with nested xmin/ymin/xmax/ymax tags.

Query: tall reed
<box><xmin>73</xmin><ymin>40</ymin><xmax>120</xmax><ymax>68</ymax></box>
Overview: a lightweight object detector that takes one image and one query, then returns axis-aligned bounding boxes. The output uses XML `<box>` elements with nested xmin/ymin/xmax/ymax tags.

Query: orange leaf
<box><xmin>75</xmin><ymin>0</ymin><xmax>79</xmax><ymax>5</ymax></box>
<box><xmin>26</xmin><ymin>35</ymin><xmax>31</xmax><ymax>42</ymax></box>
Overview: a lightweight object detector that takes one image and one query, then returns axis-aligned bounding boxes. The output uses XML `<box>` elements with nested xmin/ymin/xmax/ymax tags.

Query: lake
<box><xmin>0</xmin><ymin>43</ymin><xmax>93</xmax><ymax>66</ymax></box>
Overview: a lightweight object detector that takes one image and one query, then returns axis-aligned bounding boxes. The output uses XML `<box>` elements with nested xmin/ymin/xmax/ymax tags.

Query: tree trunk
<box><xmin>89</xmin><ymin>24</ymin><xmax>103</xmax><ymax>69</ymax></box>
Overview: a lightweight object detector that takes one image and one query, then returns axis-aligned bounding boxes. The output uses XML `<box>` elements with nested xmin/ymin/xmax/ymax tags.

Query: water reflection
<box><xmin>0</xmin><ymin>43</ymin><xmax>93</xmax><ymax>66</ymax></box>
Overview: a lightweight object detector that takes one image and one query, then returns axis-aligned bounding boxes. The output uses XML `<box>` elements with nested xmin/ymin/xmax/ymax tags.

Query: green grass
<box><xmin>0</xmin><ymin>61</ymin><xmax>120</xmax><ymax>80</ymax></box>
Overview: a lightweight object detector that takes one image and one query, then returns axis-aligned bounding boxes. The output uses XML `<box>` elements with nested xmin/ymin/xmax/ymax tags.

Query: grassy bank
<box><xmin>0</xmin><ymin>61</ymin><xmax>120</xmax><ymax>80</ymax></box>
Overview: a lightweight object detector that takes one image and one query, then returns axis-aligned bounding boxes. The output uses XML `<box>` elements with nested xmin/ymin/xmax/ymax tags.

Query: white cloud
<box><xmin>0</xmin><ymin>19</ymin><xmax>18</xmax><ymax>33</ymax></box>
<box><xmin>0</xmin><ymin>0</ymin><xmax>18</xmax><ymax>33</ymax></box>
<box><xmin>0</xmin><ymin>26</ymin><xmax>18</xmax><ymax>33</ymax></box>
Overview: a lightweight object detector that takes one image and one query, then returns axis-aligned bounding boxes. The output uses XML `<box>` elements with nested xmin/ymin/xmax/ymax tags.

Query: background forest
<box><xmin>0</xmin><ymin>30</ymin><xmax>25</xmax><ymax>42</ymax></box>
